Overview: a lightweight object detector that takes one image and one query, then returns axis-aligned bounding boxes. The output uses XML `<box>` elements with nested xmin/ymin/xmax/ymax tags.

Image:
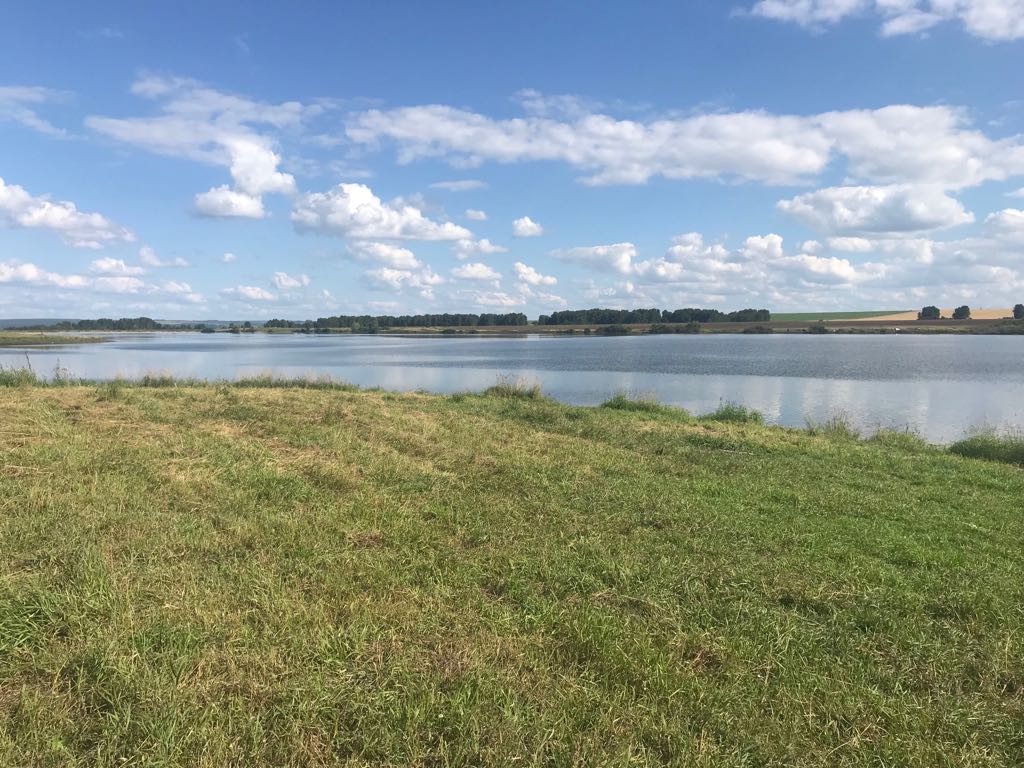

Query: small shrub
<box><xmin>952</xmin><ymin>305</ymin><xmax>971</xmax><ymax>320</ymax></box>
<box><xmin>702</xmin><ymin>403</ymin><xmax>765</xmax><ymax>424</ymax></box>
<box><xmin>95</xmin><ymin>379</ymin><xmax>127</xmax><ymax>401</ymax></box>
<box><xmin>948</xmin><ymin>430</ymin><xmax>1024</xmax><ymax>466</ymax></box>
<box><xmin>596</xmin><ymin>324</ymin><xmax>630</xmax><ymax>336</ymax></box>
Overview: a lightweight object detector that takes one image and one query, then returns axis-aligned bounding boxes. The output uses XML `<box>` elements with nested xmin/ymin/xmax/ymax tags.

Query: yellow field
<box><xmin>851</xmin><ymin>308</ymin><xmax>1014</xmax><ymax>321</ymax></box>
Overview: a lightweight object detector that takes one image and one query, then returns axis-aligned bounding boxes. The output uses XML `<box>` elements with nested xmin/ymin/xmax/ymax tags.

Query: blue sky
<box><xmin>2</xmin><ymin>1</ymin><xmax>1023</xmax><ymax>319</ymax></box>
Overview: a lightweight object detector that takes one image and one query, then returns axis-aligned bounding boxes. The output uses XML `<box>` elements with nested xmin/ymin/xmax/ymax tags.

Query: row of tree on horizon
<box><xmin>918</xmin><ymin>305</ymin><xmax>1024</xmax><ymax>320</ymax></box>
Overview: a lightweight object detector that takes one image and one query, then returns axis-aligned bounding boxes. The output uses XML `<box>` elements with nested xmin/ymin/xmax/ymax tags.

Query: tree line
<box><xmin>919</xmin><ymin>305</ymin><xmax>1024</xmax><ymax>321</ymax></box>
<box><xmin>537</xmin><ymin>308</ymin><xmax>771</xmax><ymax>325</ymax></box>
<box><xmin>11</xmin><ymin>317</ymin><xmax>203</xmax><ymax>331</ymax></box>
<box><xmin>264</xmin><ymin>313</ymin><xmax>529</xmax><ymax>331</ymax></box>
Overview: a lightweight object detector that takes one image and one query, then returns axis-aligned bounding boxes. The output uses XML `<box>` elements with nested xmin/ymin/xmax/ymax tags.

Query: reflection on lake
<box><xmin>4</xmin><ymin>332</ymin><xmax>1023</xmax><ymax>442</ymax></box>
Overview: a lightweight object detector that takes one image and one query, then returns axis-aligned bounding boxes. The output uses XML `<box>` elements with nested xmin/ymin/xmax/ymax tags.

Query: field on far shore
<box><xmin>1</xmin><ymin>379</ymin><xmax>1022</xmax><ymax>766</ymax></box>
<box><xmin>850</xmin><ymin>308</ymin><xmax>1015</xmax><ymax>322</ymax></box>
<box><xmin>769</xmin><ymin>311</ymin><xmax>904</xmax><ymax>322</ymax></box>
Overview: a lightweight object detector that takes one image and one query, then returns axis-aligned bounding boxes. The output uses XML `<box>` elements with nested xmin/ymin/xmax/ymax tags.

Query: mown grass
<box><xmin>1</xmin><ymin>379</ymin><xmax>1023</xmax><ymax>766</ymax></box>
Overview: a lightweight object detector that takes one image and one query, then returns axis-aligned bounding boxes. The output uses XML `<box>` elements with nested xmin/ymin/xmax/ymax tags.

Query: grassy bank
<box><xmin>1</xmin><ymin>379</ymin><xmax>1022</xmax><ymax>766</ymax></box>
<box><xmin>0</xmin><ymin>332</ymin><xmax>106</xmax><ymax>347</ymax></box>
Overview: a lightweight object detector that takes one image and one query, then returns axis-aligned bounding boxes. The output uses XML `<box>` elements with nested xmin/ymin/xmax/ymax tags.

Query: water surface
<box><xmin>4</xmin><ymin>332</ymin><xmax>1023</xmax><ymax>442</ymax></box>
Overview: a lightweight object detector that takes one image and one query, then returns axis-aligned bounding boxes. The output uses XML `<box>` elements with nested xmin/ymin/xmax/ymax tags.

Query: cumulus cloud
<box><xmin>455</xmin><ymin>290</ymin><xmax>526</xmax><ymax>308</ymax></box>
<box><xmin>465</xmin><ymin>209</ymin><xmax>488</xmax><ymax>221</ymax></box>
<box><xmin>777</xmin><ymin>185</ymin><xmax>974</xmax><ymax>236</ymax></box>
<box><xmin>0</xmin><ymin>177</ymin><xmax>134</xmax><ymax>249</ymax></box>
<box><xmin>292</xmin><ymin>183</ymin><xmax>472</xmax><ymax>240</ymax></box>
<box><xmin>363</xmin><ymin>266</ymin><xmax>444</xmax><ymax>299</ymax></box>
<box><xmin>89</xmin><ymin>257</ymin><xmax>146</xmax><ymax>276</ymax></box>
<box><xmin>451</xmin><ymin>262</ymin><xmax>501</xmax><ymax>281</ymax></box>
<box><xmin>272</xmin><ymin>271</ymin><xmax>311</xmax><ymax>290</ymax></box>
<box><xmin>160</xmin><ymin>280</ymin><xmax>204</xmax><ymax>304</ymax></box>
<box><xmin>513</xmin><ymin>261</ymin><xmax>557</xmax><ymax>286</ymax></box>
<box><xmin>429</xmin><ymin>179</ymin><xmax>488</xmax><ymax>191</ymax></box>
<box><xmin>222</xmin><ymin>252</ymin><xmax>237</xmax><ymax>263</ymax></box>
<box><xmin>746</xmin><ymin>0</ymin><xmax>1024</xmax><ymax>41</ymax></box>
<box><xmin>554</xmin><ymin>242</ymin><xmax>639</xmax><ymax>274</ymax></box>
<box><xmin>347</xmin><ymin>99</ymin><xmax>1024</xmax><ymax>189</ymax></box>
<box><xmin>512</xmin><ymin>216</ymin><xmax>544</xmax><ymax>237</ymax></box>
<box><xmin>88</xmin><ymin>75</ymin><xmax>307</xmax><ymax>216</ymax></box>
<box><xmin>347</xmin><ymin>241</ymin><xmax>422</xmax><ymax>269</ymax></box>
<box><xmin>221</xmin><ymin>285</ymin><xmax>276</xmax><ymax>301</ymax></box>
<box><xmin>139</xmin><ymin>246</ymin><xmax>189</xmax><ymax>268</ymax></box>
<box><xmin>453</xmin><ymin>238</ymin><xmax>508</xmax><ymax>259</ymax></box>
<box><xmin>195</xmin><ymin>185</ymin><xmax>266</xmax><ymax>219</ymax></box>
<box><xmin>0</xmin><ymin>261</ymin><xmax>145</xmax><ymax>293</ymax></box>
<box><xmin>0</xmin><ymin>86</ymin><xmax>68</xmax><ymax>136</ymax></box>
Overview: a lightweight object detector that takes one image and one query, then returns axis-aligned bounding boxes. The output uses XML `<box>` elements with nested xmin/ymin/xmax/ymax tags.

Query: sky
<box><xmin>1</xmin><ymin>1</ymin><xmax>1023</xmax><ymax>320</ymax></box>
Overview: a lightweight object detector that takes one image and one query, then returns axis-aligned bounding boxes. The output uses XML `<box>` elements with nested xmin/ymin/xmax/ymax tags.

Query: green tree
<box><xmin>952</xmin><ymin>305</ymin><xmax>971</xmax><ymax>320</ymax></box>
<box><xmin>918</xmin><ymin>306</ymin><xmax>941</xmax><ymax>320</ymax></box>
<box><xmin>1014</xmin><ymin>304</ymin><xmax>1024</xmax><ymax>320</ymax></box>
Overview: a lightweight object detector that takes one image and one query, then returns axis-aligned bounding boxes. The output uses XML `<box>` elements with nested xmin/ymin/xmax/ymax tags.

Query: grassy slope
<box><xmin>1</xmin><ymin>384</ymin><xmax>1022</xmax><ymax>767</ymax></box>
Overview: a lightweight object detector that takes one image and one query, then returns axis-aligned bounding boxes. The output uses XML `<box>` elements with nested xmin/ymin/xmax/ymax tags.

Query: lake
<box><xmin>4</xmin><ymin>332</ymin><xmax>1023</xmax><ymax>443</ymax></box>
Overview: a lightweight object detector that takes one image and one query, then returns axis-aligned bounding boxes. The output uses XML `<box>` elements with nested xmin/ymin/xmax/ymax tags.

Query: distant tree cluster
<box><xmin>1014</xmin><ymin>304</ymin><xmax>1024</xmax><ymax>320</ymax></box>
<box><xmin>918</xmin><ymin>305</ymin><xmax>973</xmax><ymax>320</ymax></box>
<box><xmin>537</xmin><ymin>308</ymin><xmax>770</xmax><ymax>325</ymax></box>
<box><xmin>13</xmin><ymin>317</ymin><xmax>177</xmax><ymax>331</ymax></box>
<box><xmin>265</xmin><ymin>313</ymin><xmax>528</xmax><ymax>331</ymax></box>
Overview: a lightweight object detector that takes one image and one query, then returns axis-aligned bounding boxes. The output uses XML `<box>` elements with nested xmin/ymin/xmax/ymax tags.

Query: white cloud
<box><xmin>348</xmin><ymin>100</ymin><xmax>1024</xmax><ymax>190</ymax></box>
<box><xmin>221</xmin><ymin>285</ymin><xmax>276</xmax><ymax>301</ymax></box>
<box><xmin>429</xmin><ymin>180</ymin><xmax>488</xmax><ymax>191</ymax></box>
<box><xmin>777</xmin><ymin>185</ymin><xmax>974</xmax><ymax>235</ymax></box>
<box><xmin>554</xmin><ymin>242</ymin><xmax>638</xmax><ymax>274</ymax></box>
<box><xmin>747</xmin><ymin>0</ymin><xmax>1024</xmax><ymax>41</ymax></box>
<box><xmin>0</xmin><ymin>176</ymin><xmax>134</xmax><ymax>249</ymax></box>
<box><xmin>465</xmin><ymin>209</ymin><xmax>488</xmax><ymax>221</ymax></box>
<box><xmin>453</xmin><ymin>238</ymin><xmax>508</xmax><ymax>259</ymax></box>
<box><xmin>451</xmin><ymin>262</ymin><xmax>501</xmax><ymax>281</ymax></box>
<box><xmin>222</xmin><ymin>252</ymin><xmax>237</xmax><ymax>263</ymax></box>
<box><xmin>139</xmin><ymin>246</ymin><xmax>189</xmax><ymax>268</ymax></box>
<box><xmin>347</xmin><ymin>241</ymin><xmax>422</xmax><ymax>269</ymax></box>
<box><xmin>458</xmin><ymin>290</ymin><xmax>525</xmax><ymax>308</ymax></box>
<box><xmin>194</xmin><ymin>185</ymin><xmax>266</xmax><ymax>219</ymax></box>
<box><xmin>0</xmin><ymin>86</ymin><xmax>68</xmax><ymax>136</ymax></box>
<box><xmin>983</xmin><ymin>208</ymin><xmax>1024</xmax><ymax>240</ymax></box>
<box><xmin>89</xmin><ymin>257</ymin><xmax>146</xmax><ymax>276</ymax></box>
<box><xmin>88</xmin><ymin>75</ymin><xmax>307</xmax><ymax>215</ymax></box>
<box><xmin>292</xmin><ymin>183</ymin><xmax>472</xmax><ymax>240</ymax></box>
<box><xmin>1010</xmin><ymin>188</ymin><xmax>1024</xmax><ymax>198</ymax></box>
<box><xmin>363</xmin><ymin>266</ymin><xmax>445</xmax><ymax>299</ymax></box>
<box><xmin>512</xmin><ymin>216</ymin><xmax>544</xmax><ymax>237</ymax></box>
<box><xmin>93</xmin><ymin>276</ymin><xmax>145</xmax><ymax>294</ymax></box>
<box><xmin>272</xmin><ymin>271</ymin><xmax>311</xmax><ymax>290</ymax></box>
<box><xmin>160</xmin><ymin>280</ymin><xmax>204</xmax><ymax>304</ymax></box>
<box><xmin>513</xmin><ymin>261</ymin><xmax>557</xmax><ymax>286</ymax></box>
<box><xmin>0</xmin><ymin>261</ymin><xmax>89</xmax><ymax>289</ymax></box>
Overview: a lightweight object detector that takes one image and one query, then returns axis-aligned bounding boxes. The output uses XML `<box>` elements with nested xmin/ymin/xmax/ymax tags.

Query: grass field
<box><xmin>0</xmin><ymin>333</ymin><xmax>105</xmax><ymax>348</ymax></box>
<box><xmin>769</xmin><ymin>311</ymin><xmax>906</xmax><ymax>322</ymax></box>
<box><xmin>1</xmin><ymin>378</ymin><xmax>1022</xmax><ymax>766</ymax></box>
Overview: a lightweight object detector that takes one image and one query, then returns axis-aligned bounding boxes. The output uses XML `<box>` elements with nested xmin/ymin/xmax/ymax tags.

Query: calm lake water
<box><xmin>4</xmin><ymin>332</ymin><xmax>1023</xmax><ymax>442</ymax></box>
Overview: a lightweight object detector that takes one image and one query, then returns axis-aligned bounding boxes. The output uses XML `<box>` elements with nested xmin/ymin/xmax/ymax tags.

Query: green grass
<box><xmin>770</xmin><ymin>311</ymin><xmax>904</xmax><ymax>322</ymax></box>
<box><xmin>1</xmin><ymin>380</ymin><xmax>1023</xmax><ymax>766</ymax></box>
<box><xmin>0</xmin><ymin>332</ymin><xmax>107</xmax><ymax>347</ymax></box>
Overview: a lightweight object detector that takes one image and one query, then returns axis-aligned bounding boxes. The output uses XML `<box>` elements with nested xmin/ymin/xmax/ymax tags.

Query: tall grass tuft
<box><xmin>948</xmin><ymin>430</ymin><xmax>1024</xmax><ymax>466</ymax></box>
<box><xmin>483</xmin><ymin>376</ymin><xmax>544</xmax><ymax>400</ymax></box>
<box><xmin>600</xmin><ymin>392</ymin><xmax>688</xmax><ymax>417</ymax></box>
<box><xmin>806</xmin><ymin>411</ymin><xmax>861</xmax><ymax>440</ymax></box>
<box><xmin>702</xmin><ymin>402</ymin><xmax>765</xmax><ymax>424</ymax></box>
<box><xmin>0</xmin><ymin>366</ymin><xmax>40</xmax><ymax>387</ymax></box>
